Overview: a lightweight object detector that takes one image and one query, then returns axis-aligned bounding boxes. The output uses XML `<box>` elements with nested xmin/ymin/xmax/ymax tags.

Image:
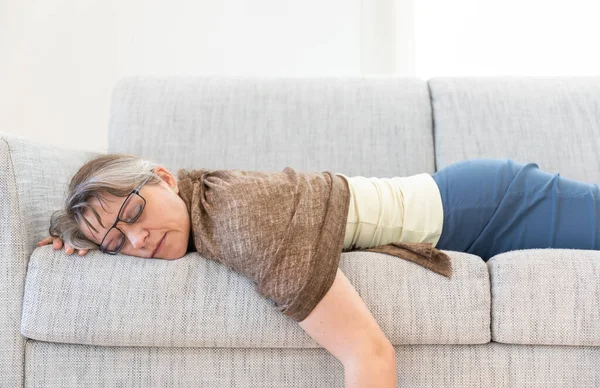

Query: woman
<box><xmin>37</xmin><ymin>155</ymin><xmax>600</xmax><ymax>388</ymax></box>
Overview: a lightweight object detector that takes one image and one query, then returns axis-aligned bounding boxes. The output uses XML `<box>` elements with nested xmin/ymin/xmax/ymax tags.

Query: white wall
<box><xmin>414</xmin><ymin>0</ymin><xmax>600</xmax><ymax>78</ymax></box>
<box><xmin>1</xmin><ymin>0</ymin><xmax>120</xmax><ymax>153</ymax></box>
<box><xmin>3</xmin><ymin>0</ymin><xmax>600</xmax><ymax>153</ymax></box>
<box><xmin>1</xmin><ymin>0</ymin><xmax>362</xmax><ymax>153</ymax></box>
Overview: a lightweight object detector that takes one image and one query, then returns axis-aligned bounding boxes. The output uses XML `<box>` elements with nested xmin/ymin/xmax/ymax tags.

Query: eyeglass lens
<box><xmin>101</xmin><ymin>193</ymin><xmax>145</xmax><ymax>253</ymax></box>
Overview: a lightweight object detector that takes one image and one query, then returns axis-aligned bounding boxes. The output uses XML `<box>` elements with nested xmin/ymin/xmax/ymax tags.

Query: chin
<box><xmin>164</xmin><ymin>253</ymin><xmax>185</xmax><ymax>260</ymax></box>
<box><xmin>156</xmin><ymin>232</ymin><xmax>189</xmax><ymax>260</ymax></box>
<box><xmin>165</xmin><ymin>245</ymin><xmax>188</xmax><ymax>260</ymax></box>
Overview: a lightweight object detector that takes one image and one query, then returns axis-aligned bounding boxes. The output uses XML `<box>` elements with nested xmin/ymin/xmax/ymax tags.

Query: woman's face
<box><xmin>79</xmin><ymin>166</ymin><xmax>191</xmax><ymax>260</ymax></box>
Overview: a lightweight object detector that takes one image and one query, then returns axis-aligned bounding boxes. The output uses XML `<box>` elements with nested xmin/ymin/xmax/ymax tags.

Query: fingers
<box><xmin>35</xmin><ymin>236</ymin><xmax>62</xmax><ymax>249</ymax></box>
<box><xmin>36</xmin><ymin>236</ymin><xmax>54</xmax><ymax>246</ymax></box>
<box><xmin>64</xmin><ymin>242</ymin><xmax>74</xmax><ymax>255</ymax></box>
<box><xmin>36</xmin><ymin>236</ymin><xmax>89</xmax><ymax>256</ymax></box>
<box><xmin>53</xmin><ymin>237</ymin><xmax>63</xmax><ymax>250</ymax></box>
<box><xmin>63</xmin><ymin>242</ymin><xmax>88</xmax><ymax>255</ymax></box>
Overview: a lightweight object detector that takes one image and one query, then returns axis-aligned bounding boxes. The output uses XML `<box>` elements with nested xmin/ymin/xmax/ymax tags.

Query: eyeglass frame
<box><xmin>99</xmin><ymin>180</ymin><xmax>148</xmax><ymax>254</ymax></box>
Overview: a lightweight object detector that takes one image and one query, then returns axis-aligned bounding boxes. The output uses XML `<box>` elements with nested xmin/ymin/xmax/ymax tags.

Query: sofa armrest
<box><xmin>0</xmin><ymin>131</ymin><xmax>102</xmax><ymax>387</ymax></box>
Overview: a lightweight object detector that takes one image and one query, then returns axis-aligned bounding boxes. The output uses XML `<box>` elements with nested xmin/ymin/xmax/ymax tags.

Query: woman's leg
<box><xmin>432</xmin><ymin>158</ymin><xmax>600</xmax><ymax>260</ymax></box>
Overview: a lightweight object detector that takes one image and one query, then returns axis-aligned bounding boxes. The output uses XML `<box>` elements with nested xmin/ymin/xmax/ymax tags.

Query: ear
<box><xmin>152</xmin><ymin>166</ymin><xmax>179</xmax><ymax>193</ymax></box>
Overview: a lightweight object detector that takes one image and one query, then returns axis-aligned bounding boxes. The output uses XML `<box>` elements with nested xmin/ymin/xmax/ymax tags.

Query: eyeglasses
<box><xmin>99</xmin><ymin>181</ymin><xmax>147</xmax><ymax>254</ymax></box>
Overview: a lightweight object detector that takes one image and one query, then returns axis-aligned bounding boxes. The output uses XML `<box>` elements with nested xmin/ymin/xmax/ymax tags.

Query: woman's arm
<box><xmin>298</xmin><ymin>268</ymin><xmax>397</xmax><ymax>388</ymax></box>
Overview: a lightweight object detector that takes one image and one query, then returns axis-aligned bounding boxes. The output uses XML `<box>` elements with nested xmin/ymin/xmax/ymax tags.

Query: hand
<box><xmin>36</xmin><ymin>236</ymin><xmax>89</xmax><ymax>256</ymax></box>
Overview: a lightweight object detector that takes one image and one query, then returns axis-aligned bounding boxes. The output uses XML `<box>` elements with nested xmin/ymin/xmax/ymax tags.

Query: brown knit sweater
<box><xmin>177</xmin><ymin>167</ymin><xmax>452</xmax><ymax>322</ymax></box>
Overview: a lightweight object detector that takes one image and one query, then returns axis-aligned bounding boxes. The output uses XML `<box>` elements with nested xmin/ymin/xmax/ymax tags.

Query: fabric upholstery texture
<box><xmin>21</xmin><ymin>249</ymin><xmax>489</xmax><ymax>347</ymax></box>
<box><xmin>108</xmin><ymin>76</ymin><xmax>435</xmax><ymax>177</ymax></box>
<box><xmin>488</xmin><ymin>248</ymin><xmax>600</xmax><ymax>346</ymax></box>
<box><xmin>1</xmin><ymin>133</ymin><xmax>99</xmax><ymax>388</ymax></box>
<box><xmin>25</xmin><ymin>341</ymin><xmax>600</xmax><ymax>388</ymax></box>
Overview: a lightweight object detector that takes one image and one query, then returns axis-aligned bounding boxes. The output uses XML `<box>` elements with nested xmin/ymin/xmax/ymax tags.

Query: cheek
<box><xmin>142</xmin><ymin>194</ymin><xmax>189</xmax><ymax>233</ymax></box>
<box><xmin>119</xmin><ymin>246</ymin><xmax>136</xmax><ymax>257</ymax></box>
<box><xmin>119</xmin><ymin>240</ymin><xmax>148</xmax><ymax>257</ymax></box>
<box><xmin>161</xmin><ymin>200</ymin><xmax>189</xmax><ymax>230</ymax></box>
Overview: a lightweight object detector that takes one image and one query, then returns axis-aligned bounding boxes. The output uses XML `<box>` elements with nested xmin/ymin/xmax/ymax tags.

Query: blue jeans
<box><xmin>431</xmin><ymin>158</ymin><xmax>600</xmax><ymax>261</ymax></box>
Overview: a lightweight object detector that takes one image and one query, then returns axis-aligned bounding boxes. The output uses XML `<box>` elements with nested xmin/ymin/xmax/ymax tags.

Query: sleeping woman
<box><xmin>37</xmin><ymin>155</ymin><xmax>600</xmax><ymax>388</ymax></box>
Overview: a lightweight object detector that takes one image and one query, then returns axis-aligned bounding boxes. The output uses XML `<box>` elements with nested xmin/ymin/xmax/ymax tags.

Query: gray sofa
<box><xmin>2</xmin><ymin>76</ymin><xmax>600</xmax><ymax>387</ymax></box>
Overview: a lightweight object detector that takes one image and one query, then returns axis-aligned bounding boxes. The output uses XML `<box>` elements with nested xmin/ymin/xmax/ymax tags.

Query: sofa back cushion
<box><xmin>429</xmin><ymin>77</ymin><xmax>600</xmax><ymax>182</ymax></box>
<box><xmin>108</xmin><ymin>76</ymin><xmax>435</xmax><ymax>177</ymax></box>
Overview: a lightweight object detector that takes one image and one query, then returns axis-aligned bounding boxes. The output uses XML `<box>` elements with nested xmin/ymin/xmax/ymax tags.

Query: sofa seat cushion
<box><xmin>21</xmin><ymin>247</ymin><xmax>490</xmax><ymax>347</ymax></box>
<box><xmin>488</xmin><ymin>248</ymin><xmax>600</xmax><ymax>346</ymax></box>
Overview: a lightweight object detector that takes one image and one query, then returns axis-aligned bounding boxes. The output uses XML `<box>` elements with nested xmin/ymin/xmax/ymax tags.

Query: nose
<box><xmin>119</xmin><ymin>223</ymin><xmax>148</xmax><ymax>250</ymax></box>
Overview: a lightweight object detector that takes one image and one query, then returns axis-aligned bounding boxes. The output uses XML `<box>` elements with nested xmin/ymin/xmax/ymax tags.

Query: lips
<box><xmin>152</xmin><ymin>234</ymin><xmax>166</xmax><ymax>258</ymax></box>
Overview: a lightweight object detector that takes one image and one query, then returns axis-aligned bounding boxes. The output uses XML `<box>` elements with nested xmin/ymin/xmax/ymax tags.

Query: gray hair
<box><xmin>49</xmin><ymin>154</ymin><xmax>163</xmax><ymax>250</ymax></box>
